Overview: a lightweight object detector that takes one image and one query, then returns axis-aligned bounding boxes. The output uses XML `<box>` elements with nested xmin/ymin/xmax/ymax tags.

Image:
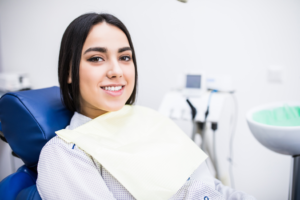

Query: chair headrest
<box><xmin>0</xmin><ymin>86</ymin><xmax>73</xmax><ymax>168</ymax></box>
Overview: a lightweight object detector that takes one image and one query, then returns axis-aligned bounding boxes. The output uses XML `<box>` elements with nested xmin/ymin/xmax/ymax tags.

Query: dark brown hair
<box><xmin>58</xmin><ymin>13</ymin><xmax>138</xmax><ymax>112</ymax></box>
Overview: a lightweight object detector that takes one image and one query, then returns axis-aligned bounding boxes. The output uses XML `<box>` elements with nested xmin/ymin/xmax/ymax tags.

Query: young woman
<box><xmin>36</xmin><ymin>13</ymin><xmax>255</xmax><ymax>200</ymax></box>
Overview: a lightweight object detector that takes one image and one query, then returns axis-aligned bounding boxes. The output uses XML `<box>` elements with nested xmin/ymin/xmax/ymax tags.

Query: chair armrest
<box><xmin>0</xmin><ymin>165</ymin><xmax>37</xmax><ymax>200</ymax></box>
<box><xmin>16</xmin><ymin>185</ymin><xmax>42</xmax><ymax>200</ymax></box>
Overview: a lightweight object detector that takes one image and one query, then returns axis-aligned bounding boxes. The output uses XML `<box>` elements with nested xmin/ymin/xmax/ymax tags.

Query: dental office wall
<box><xmin>0</xmin><ymin>0</ymin><xmax>299</xmax><ymax>199</ymax></box>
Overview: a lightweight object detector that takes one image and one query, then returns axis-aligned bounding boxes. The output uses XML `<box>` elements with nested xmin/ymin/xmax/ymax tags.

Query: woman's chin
<box><xmin>103</xmin><ymin>102</ymin><xmax>127</xmax><ymax>112</ymax></box>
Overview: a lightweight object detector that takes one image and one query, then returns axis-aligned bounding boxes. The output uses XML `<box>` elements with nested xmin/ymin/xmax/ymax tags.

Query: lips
<box><xmin>100</xmin><ymin>85</ymin><xmax>125</xmax><ymax>97</ymax></box>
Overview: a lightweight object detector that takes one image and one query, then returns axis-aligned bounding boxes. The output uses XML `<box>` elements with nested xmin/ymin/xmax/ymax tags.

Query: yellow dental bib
<box><xmin>56</xmin><ymin>105</ymin><xmax>207</xmax><ymax>200</ymax></box>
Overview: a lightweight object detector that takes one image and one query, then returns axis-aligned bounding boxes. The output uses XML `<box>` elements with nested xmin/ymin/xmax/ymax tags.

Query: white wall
<box><xmin>1</xmin><ymin>0</ymin><xmax>300</xmax><ymax>199</ymax></box>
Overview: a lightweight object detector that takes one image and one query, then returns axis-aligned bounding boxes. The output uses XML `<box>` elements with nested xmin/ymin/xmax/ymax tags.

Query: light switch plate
<box><xmin>267</xmin><ymin>66</ymin><xmax>283</xmax><ymax>83</ymax></box>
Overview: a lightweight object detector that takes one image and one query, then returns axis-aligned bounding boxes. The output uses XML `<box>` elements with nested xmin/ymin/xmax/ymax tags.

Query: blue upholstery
<box><xmin>0</xmin><ymin>86</ymin><xmax>73</xmax><ymax>168</ymax></box>
<box><xmin>16</xmin><ymin>185</ymin><xmax>42</xmax><ymax>200</ymax></box>
<box><xmin>0</xmin><ymin>86</ymin><xmax>73</xmax><ymax>199</ymax></box>
<box><xmin>0</xmin><ymin>166</ymin><xmax>37</xmax><ymax>200</ymax></box>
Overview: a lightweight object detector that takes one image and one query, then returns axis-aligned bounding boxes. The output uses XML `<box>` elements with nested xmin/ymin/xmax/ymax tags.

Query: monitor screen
<box><xmin>186</xmin><ymin>75</ymin><xmax>201</xmax><ymax>88</ymax></box>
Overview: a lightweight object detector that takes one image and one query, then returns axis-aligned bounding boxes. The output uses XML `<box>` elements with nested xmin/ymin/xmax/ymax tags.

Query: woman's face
<box><xmin>71</xmin><ymin>22</ymin><xmax>135</xmax><ymax>119</ymax></box>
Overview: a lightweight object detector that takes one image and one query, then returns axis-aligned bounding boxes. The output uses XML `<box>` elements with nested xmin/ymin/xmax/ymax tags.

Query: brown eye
<box><xmin>88</xmin><ymin>57</ymin><xmax>104</xmax><ymax>62</ymax></box>
<box><xmin>120</xmin><ymin>56</ymin><xmax>131</xmax><ymax>61</ymax></box>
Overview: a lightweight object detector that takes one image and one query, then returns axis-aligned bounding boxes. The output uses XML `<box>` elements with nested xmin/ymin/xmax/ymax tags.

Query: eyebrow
<box><xmin>118</xmin><ymin>47</ymin><xmax>132</xmax><ymax>53</ymax></box>
<box><xmin>84</xmin><ymin>47</ymin><xmax>107</xmax><ymax>54</ymax></box>
<box><xmin>83</xmin><ymin>46</ymin><xmax>132</xmax><ymax>54</ymax></box>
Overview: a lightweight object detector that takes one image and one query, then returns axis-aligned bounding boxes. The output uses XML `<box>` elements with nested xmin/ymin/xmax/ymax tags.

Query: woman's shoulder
<box><xmin>43</xmin><ymin>135</ymin><xmax>77</xmax><ymax>152</ymax></box>
<box><xmin>40</xmin><ymin>135</ymin><xmax>91</xmax><ymax>160</ymax></box>
<box><xmin>38</xmin><ymin>135</ymin><xmax>100</xmax><ymax>170</ymax></box>
<box><xmin>45</xmin><ymin>135</ymin><xmax>72</xmax><ymax>147</ymax></box>
<box><xmin>43</xmin><ymin>120</ymin><xmax>79</xmax><ymax>151</ymax></box>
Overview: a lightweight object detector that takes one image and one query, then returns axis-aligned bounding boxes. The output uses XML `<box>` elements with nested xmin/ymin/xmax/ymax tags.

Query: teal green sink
<box><xmin>246</xmin><ymin>103</ymin><xmax>300</xmax><ymax>155</ymax></box>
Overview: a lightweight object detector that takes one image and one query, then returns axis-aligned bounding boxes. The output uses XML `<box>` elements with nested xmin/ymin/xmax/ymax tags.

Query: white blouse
<box><xmin>36</xmin><ymin>112</ymin><xmax>255</xmax><ymax>200</ymax></box>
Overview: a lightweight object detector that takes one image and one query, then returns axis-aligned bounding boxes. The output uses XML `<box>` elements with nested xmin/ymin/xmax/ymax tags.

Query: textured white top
<box><xmin>36</xmin><ymin>112</ymin><xmax>256</xmax><ymax>200</ymax></box>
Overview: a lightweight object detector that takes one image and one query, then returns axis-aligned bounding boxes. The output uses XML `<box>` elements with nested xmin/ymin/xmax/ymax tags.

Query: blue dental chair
<box><xmin>0</xmin><ymin>87</ymin><xmax>73</xmax><ymax>200</ymax></box>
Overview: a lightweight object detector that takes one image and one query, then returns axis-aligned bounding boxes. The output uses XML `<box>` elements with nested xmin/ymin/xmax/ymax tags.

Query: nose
<box><xmin>107</xmin><ymin>59</ymin><xmax>123</xmax><ymax>79</ymax></box>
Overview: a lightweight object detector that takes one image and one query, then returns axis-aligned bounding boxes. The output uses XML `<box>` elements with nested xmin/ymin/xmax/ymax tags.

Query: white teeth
<box><xmin>103</xmin><ymin>86</ymin><xmax>122</xmax><ymax>91</ymax></box>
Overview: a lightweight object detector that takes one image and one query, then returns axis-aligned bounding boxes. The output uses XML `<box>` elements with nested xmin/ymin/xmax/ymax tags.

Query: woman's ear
<box><xmin>68</xmin><ymin>69</ymin><xmax>72</xmax><ymax>83</ymax></box>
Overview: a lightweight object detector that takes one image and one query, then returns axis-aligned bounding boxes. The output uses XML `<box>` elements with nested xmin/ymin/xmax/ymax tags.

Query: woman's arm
<box><xmin>36</xmin><ymin>137</ymin><xmax>116</xmax><ymax>200</ymax></box>
<box><xmin>191</xmin><ymin>162</ymin><xmax>256</xmax><ymax>200</ymax></box>
<box><xmin>214</xmin><ymin>179</ymin><xmax>256</xmax><ymax>200</ymax></box>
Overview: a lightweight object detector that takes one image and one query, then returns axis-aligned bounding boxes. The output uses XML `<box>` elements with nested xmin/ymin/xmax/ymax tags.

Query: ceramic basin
<box><xmin>246</xmin><ymin>102</ymin><xmax>300</xmax><ymax>156</ymax></box>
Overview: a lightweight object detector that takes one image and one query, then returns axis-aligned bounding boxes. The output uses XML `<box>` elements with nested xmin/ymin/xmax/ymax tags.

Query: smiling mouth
<box><xmin>100</xmin><ymin>85</ymin><xmax>124</xmax><ymax>91</ymax></box>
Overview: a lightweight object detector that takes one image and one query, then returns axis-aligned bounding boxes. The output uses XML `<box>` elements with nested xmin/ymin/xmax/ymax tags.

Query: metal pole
<box><xmin>191</xmin><ymin>121</ymin><xmax>196</xmax><ymax>141</ymax></box>
<box><xmin>291</xmin><ymin>155</ymin><xmax>300</xmax><ymax>200</ymax></box>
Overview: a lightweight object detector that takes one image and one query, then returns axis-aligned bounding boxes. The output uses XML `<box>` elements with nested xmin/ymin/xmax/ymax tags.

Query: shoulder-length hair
<box><xmin>58</xmin><ymin>13</ymin><xmax>138</xmax><ymax>112</ymax></box>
